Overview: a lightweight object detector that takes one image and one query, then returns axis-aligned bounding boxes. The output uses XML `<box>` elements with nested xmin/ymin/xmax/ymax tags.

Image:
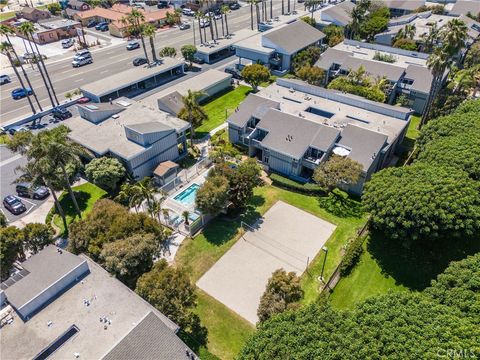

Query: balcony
<box><xmin>302</xmin><ymin>156</ymin><xmax>322</xmax><ymax>170</ymax></box>
<box><xmin>250</xmin><ymin>138</ymin><xmax>263</xmax><ymax>149</ymax></box>
<box><xmin>269</xmin><ymin>57</ymin><xmax>282</xmax><ymax>66</ymax></box>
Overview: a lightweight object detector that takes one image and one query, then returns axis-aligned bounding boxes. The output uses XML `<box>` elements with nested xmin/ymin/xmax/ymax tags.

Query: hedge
<box><xmin>270</xmin><ymin>173</ymin><xmax>324</xmax><ymax>194</ymax></box>
<box><xmin>339</xmin><ymin>235</ymin><xmax>365</xmax><ymax>276</ymax></box>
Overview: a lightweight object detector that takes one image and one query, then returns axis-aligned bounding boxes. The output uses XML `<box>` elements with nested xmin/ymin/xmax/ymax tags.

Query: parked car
<box><xmin>87</xmin><ymin>19</ymin><xmax>97</xmax><ymax>28</ymax></box>
<box><xmin>74</xmin><ymin>49</ymin><xmax>91</xmax><ymax>60</ymax></box>
<box><xmin>95</xmin><ymin>21</ymin><xmax>108</xmax><ymax>30</ymax></box>
<box><xmin>157</xmin><ymin>0</ymin><xmax>168</xmax><ymax>8</ymax></box>
<box><xmin>192</xmin><ymin>56</ymin><xmax>205</xmax><ymax>64</ymax></box>
<box><xmin>8</xmin><ymin>125</ymin><xmax>28</xmax><ymax>135</ymax></box>
<box><xmin>179</xmin><ymin>22</ymin><xmax>190</xmax><ymax>30</ymax></box>
<box><xmin>230</xmin><ymin>2</ymin><xmax>240</xmax><ymax>10</ymax></box>
<box><xmin>200</xmin><ymin>20</ymin><xmax>210</xmax><ymax>28</ymax></box>
<box><xmin>16</xmin><ymin>183</ymin><xmax>50</xmax><ymax>199</ymax></box>
<box><xmin>98</xmin><ymin>23</ymin><xmax>109</xmax><ymax>31</ymax></box>
<box><xmin>72</xmin><ymin>56</ymin><xmax>93</xmax><ymax>67</ymax></box>
<box><xmin>3</xmin><ymin>195</ymin><xmax>27</xmax><ymax>215</ymax></box>
<box><xmin>11</xmin><ymin>88</ymin><xmax>33</xmax><ymax>100</ymax></box>
<box><xmin>62</xmin><ymin>38</ymin><xmax>75</xmax><ymax>48</ymax></box>
<box><xmin>126</xmin><ymin>41</ymin><xmax>140</xmax><ymax>50</ymax></box>
<box><xmin>133</xmin><ymin>57</ymin><xmax>148</xmax><ymax>66</ymax></box>
<box><xmin>77</xmin><ymin>97</ymin><xmax>91</xmax><ymax>104</ymax></box>
<box><xmin>182</xmin><ymin>8</ymin><xmax>194</xmax><ymax>16</ymax></box>
<box><xmin>0</xmin><ymin>74</ymin><xmax>11</xmax><ymax>85</ymax></box>
<box><xmin>52</xmin><ymin>106</ymin><xmax>72</xmax><ymax>120</ymax></box>
<box><xmin>224</xmin><ymin>66</ymin><xmax>243</xmax><ymax>79</ymax></box>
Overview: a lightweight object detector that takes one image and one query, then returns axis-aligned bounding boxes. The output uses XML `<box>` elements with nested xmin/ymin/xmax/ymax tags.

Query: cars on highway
<box><xmin>8</xmin><ymin>125</ymin><xmax>28</xmax><ymax>135</ymax></box>
<box><xmin>95</xmin><ymin>21</ymin><xmax>108</xmax><ymax>30</ymax></box>
<box><xmin>179</xmin><ymin>23</ymin><xmax>190</xmax><ymax>30</ymax></box>
<box><xmin>74</xmin><ymin>49</ymin><xmax>91</xmax><ymax>60</ymax></box>
<box><xmin>126</xmin><ymin>41</ymin><xmax>140</xmax><ymax>50</ymax></box>
<box><xmin>62</xmin><ymin>38</ymin><xmax>75</xmax><ymax>48</ymax></box>
<box><xmin>3</xmin><ymin>195</ymin><xmax>27</xmax><ymax>215</ymax></box>
<box><xmin>77</xmin><ymin>97</ymin><xmax>91</xmax><ymax>104</ymax></box>
<box><xmin>16</xmin><ymin>183</ymin><xmax>50</xmax><ymax>200</ymax></box>
<box><xmin>72</xmin><ymin>56</ymin><xmax>93</xmax><ymax>67</ymax></box>
<box><xmin>52</xmin><ymin>107</ymin><xmax>72</xmax><ymax>120</ymax></box>
<box><xmin>230</xmin><ymin>2</ymin><xmax>240</xmax><ymax>10</ymax></box>
<box><xmin>0</xmin><ymin>75</ymin><xmax>11</xmax><ymax>85</ymax></box>
<box><xmin>133</xmin><ymin>57</ymin><xmax>148</xmax><ymax>66</ymax></box>
<box><xmin>11</xmin><ymin>88</ymin><xmax>33</xmax><ymax>100</ymax></box>
<box><xmin>224</xmin><ymin>66</ymin><xmax>243</xmax><ymax>79</ymax></box>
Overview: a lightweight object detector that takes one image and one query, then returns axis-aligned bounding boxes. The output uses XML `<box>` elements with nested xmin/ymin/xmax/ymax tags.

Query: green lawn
<box><xmin>175</xmin><ymin>185</ymin><xmax>367</xmax><ymax>359</ymax></box>
<box><xmin>194</xmin><ymin>86</ymin><xmax>252</xmax><ymax>139</ymax></box>
<box><xmin>0</xmin><ymin>11</ymin><xmax>15</xmax><ymax>21</ymax></box>
<box><xmin>406</xmin><ymin>115</ymin><xmax>421</xmax><ymax>140</ymax></box>
<box><xmin>51</xmin><ymin>182</ymin><xmax>107</xmax><ymax>235</ymax></box>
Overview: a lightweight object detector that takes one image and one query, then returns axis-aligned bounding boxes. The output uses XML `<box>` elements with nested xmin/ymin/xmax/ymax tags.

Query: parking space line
<box><xmin>22</xmin><ymin>198</ymin><xmax>36</xmax><ymax>207</ymax></box>
<box><xmin>100</xmin><ymin>70</ymin><xmax>109</xmax><ymax>74</ymax></box>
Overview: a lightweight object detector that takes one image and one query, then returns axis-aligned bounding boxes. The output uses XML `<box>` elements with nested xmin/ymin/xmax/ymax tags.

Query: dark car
<box><xmin>133</xmin><ymin>57</ymin><xmax>148</xmax><ymax>66</ymax></box>
<box><xmin>157</xmin><ymin>0</ymin><xmax>168</xmax><ymax>8</ymax></box>
<box><xmin>126</xmin><ymin>41</ymin><xmax>140</xmax><ymax>50</ymax></box>
<box><xmin>224</xmin><ymin>66</ymin><xmax>242</xmax><ymax>79</ymax></box>
<box><xmin>87</xmin><ymin>19</ymin><xmax>97</xmax><ymax>28</ymax></box>
<box><xmin>95</xmin><ymin>22</ymin><xmax>108</xmax><ymax>30</ymax></box>
<box><xmin>3</xmin><ymin>195</ymin><xmax>27</xmax><ymax>215</ymax></box>
<box><xmin>230</xmin><ymin>2</ymin><xmax>240</xmax><ymax>10</ymax></box>
<box><xmin>11</xmin><ymin>88</ymin><xmax>33</xmax><ymax>100</ymax></box>
<box><xmin>179</xmin><ymin>23</ymin><xmax>190</xmax><ymax>30</ymax></box>
<box><xmin>52</xmin><ymin>107</ymin><xmax>72</xmax><ymax>120</ymax></box>
<box><xmin>98</xmin><ymin>23</ymin><xmax>109</xmax><ymax>31</ymax></box>
<box><xmin>16</xmin><ymin>183</ymin><xmax>50</xmax><ymax>199</ymax></box>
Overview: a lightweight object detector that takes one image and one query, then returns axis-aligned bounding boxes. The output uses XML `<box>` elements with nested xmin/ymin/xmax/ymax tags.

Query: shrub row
<box><xmin>339</xmin><ymin>235</ymin><xmax>365</xmax><ymax>276</ymax></box>
<box><xmin>270</xmin><ymin>173</ymin><xmax>324</xmax><ymax>194</ymax></box>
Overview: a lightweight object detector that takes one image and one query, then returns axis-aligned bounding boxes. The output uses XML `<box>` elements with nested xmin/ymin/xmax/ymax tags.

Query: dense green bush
<box><xmin>270</xmin><ymin>173</ymin><xmax>323</xmax><ymax>194</ymax></box>
<box><xmin>339</xmin><ymin>236</ymin><xmax>365</xmax><ymax>276</ymax></box>
<box><xmin>328</xmin><ymin>76</ymin><xmax>386</xmax><ymax>102</ymax></box>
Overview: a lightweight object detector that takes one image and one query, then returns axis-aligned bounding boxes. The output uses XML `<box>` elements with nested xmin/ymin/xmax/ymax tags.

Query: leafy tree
<box><xmin>85</xmin><ymin>157</ymin><xmax>126</xmax><ymax>192</ymax></box>
<box><xmin>68</xmin><ymin>199</ymin><xmax>164</xmax><ymax>259</ymax></box>
<box><xmin>47</xmin><ymin>2</ymin><xmax>61</xmax><ymax>15</ymax></box>
<box><xmin>0</xmin><ymin>212</ymin><xmax>7</xmax><ymax>228</ymax></box>
<box><xmin>300</xmin><ymin>16</ymin><xmax>316</xmax><ymax>27</ymax></box>
<box><xmin>257</xmin><ymin>269</ymin><xmax>303</xmax><ymax>322</ymax></box>
<box><xmin>362</xmin><ymin>163</ymin><xmax>480</xmax><ymax>241</ymax></box>
<box><xmin>159</xmin><ymin>46</ymin><xmax>177</xmax><ymax>58</ymax></box>
<box><xmin>291</xmin><ymin>46</ymin><xmax>321</xmax><ymax>71</ymax></box>
<box><xmin>195</xmin><ymin>175</ymin><xmax>229</xmax><ymax>214</ymax></box>
<box><xmin>181</xmin><ymin>44</ymin><xmax>197</xmax><ymax>67</ymax></box>
<box><xmin>464</xmin><ymin>41</ymin><xmax>480</xmax><ymax>68</ymax></box>
<box><xmin>425</xmin><ymin>253</ymin><xmax>480</xmax><ymax>322</ymax></box>
<box><xmin>313</xmin><ymin>155</ymin><xmax>363</xmax><ymax>193</ymax></box>
<box><xmin>241</xmin><ymin>64</ymin><xmax>270</xmax><ymax>92</ymax></box>
<box><xmin>359</xmin><ymin>6</ymin><xmax>389</xmax><ymax>40</ymax></box>
<box><xmin>393</xmin><ymin>38</ymin><xmax>418</xmax><ymax>51</ymax></box>
<box><xmin>228</xmin><ymin>158</ymin><xmax>261</xmax><ymax>208</ymax></box>
<box><xmin>23</xmin><ymin>223</ymin><xmax>53</xmax><ymax>254</ymax></box>
<box><xmin>295</xmin><ymin>65</ymin><xmax>325</xmax><ymax>85</ymax></box>
<box><xmin>322</xmin><ymin>24</ymin><xmax>344</xmax><ymax>46</ymax></box>
<box><xmin>0</xmin><ymin>226</ymin><xmax>23</xmax><ymax>280</ymax></box>
<box><xmin>136</xmin><ymin>259</ymin><xmax>200</xmax><ymax>331</ymax></box>
<box><xmin>101</xmin><ymin>233</ymin><xmax>157</xmax><ymax>288</ymax></box>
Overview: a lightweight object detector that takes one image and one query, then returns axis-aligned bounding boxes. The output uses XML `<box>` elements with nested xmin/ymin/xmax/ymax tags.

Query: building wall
<box><xmin>235</xmin><ymin>48</ymin><xmax>272</xmax><ymax>66</ymax></box>
<box><xmin>265</xmin><ymin>149</ymin><xmax>302</xmax><ymax>177</ymax></box>
<box><xmin>19</xmin><ymin>9</ymin><xmax>51</xmax><ymax>22</ymax></box>
<box><xmin>15</xmin><ymin>261</ymin><xmax>89</xmax><ymax>320</ymax></box>
<box><xmin>408</xmin><ymin>90</ymin><xmax>428</xmax><ymax>114</ymax></box>
<box><xmin>202</xmin><ymin>78</ymin><xmax>232</xmax><ymax>100</ymax></box>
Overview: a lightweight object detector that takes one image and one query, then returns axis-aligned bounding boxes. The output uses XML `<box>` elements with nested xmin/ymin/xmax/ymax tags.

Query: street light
<box><xmin>320</xmin><ymin>246</ymin><xmax>328</xmax><ymax>283</ymax></box>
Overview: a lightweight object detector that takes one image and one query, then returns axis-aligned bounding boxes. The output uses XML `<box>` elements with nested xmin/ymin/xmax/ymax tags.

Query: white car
<box><xmin>182</xmin><ymin>8</ymin><xmax>194</xmax><ymax>16</ymax></box>
<box><xmin>0</xmin><ymin>74</ymin><xmax>11</xmax><ymax>85</ymax></box>
<box><xmin>62</xmin><ymin>38</ymin><xmax>74</xmax><ymax>48</ymax></box>
<box><xmin>72</xmin><ymin>56</ymin><xmax>93</xmax><ymax>67</ymax></box>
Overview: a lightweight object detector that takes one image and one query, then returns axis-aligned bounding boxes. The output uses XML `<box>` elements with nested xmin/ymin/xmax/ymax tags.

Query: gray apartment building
<box><xmin>0</xmin><ymin>245</ymin><xmax>196</xmax><ymax>359</ymax></box>
<box><xmin>65</xmin><ymin>98</ymin><xmax>190</xmax><ymax>180</ymax></box>
<box><xmin>315</xmin><ymin>39</ymin><xmax>434</xmax><ymax>114</ymax></box>
<box><xmin>233</xmin><ymin>20</ymin><xmax>326</xmax><ymax>74</ymax></box>
<box><xmin>227</xmin><ymin>78</ymin><xmax>411</xmax><ymax>195</ymax></box>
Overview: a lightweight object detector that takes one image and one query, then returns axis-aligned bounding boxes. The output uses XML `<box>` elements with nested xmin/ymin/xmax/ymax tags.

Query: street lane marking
<box><xmin>74</xmin><ymin>78</ymin><xmax>84</xmax><ymax>82</ymax></box>
<box><xmin>0</xmin><ymin>154</ymin><xmax>23</xmax><ymax>168</ymax></box>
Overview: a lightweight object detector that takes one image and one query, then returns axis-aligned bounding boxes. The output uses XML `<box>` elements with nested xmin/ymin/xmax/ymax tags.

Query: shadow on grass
<box><xmin>368</xmin><ymin>230</ymin><xmax>480</xmax><ymax>290</ymax></box>
<box><xmin>317</xmin><ymin>190</ymin><xmax>363</xmax><ymax>218</ymax></box>
<box><xmin>58</xmin><ymin>190</ymin><xmax>92</xmax><ymax>219</ymax></box>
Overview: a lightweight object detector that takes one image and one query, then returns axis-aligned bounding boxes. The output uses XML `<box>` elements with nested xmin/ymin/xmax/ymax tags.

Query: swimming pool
<box><xmin>173</xmin><ymin>183</ymin><xmax>200</xmax><ymax>207</ymax></box>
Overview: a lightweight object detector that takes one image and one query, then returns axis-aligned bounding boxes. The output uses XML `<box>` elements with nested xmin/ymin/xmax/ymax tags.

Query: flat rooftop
<box><xmin>66</xmin><ymin>98</ymin><xmax>189</xmax><ymax>158</ymax></box>
<box><xmin>257</xmin><ymin>81</ymin><xmax>409</xmax><ymax>146</ymax></box>
<box><xmin>259</xmin><ymin>9</ymin><xmax>309</xmax><ymax>29</ymax></box>
<box><xmin>80</xmin><ymin>57</ymin><xmax>184</xmax><ymax>97</ymax></box>
<box><xmin>0</xmin><ymin>256</ymin><xmax>188</xmax><ymax>360</ymax></box>
<box><xmin>196</xmin><ymin>28</ymin><xmax>257</xmax><ymax>55</ymax></box>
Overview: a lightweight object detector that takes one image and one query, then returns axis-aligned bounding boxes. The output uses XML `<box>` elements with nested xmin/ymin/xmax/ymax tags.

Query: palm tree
<box><xmin>420</xmin><ymin>22</ymin><xmax>439</xmax><ymax>53</ymax></box>
<box><xmin>195</xmin><ymin>11</ymin><xmax>204</xmax><ymax>44</ymax></box>
<box><xmin>0</xmin><ymin>41</ymin><xmax>36</xmax><ymax>115</ymax></box>
<box><xmin>182</xmin><ymin>210</ymin><xmax>190</xmax><ymax>225</ymax></box>
<box><xmin>270</xmin><ymin>0</ymin><xmax>273</xmax><ymax>19</ymax></box>
<box><xmin>349</xmin><ymin>6</ymin><xmax>364</xmax><ymax>39</ymax></box>
<box><xmin>115</xmin><ymin>181</ymin><xmax>142</xmax><ymax>213</ymax></box>
<box><xmin>125</xmin><ymin>9</ymin><xmax>150</xmax><ymax>63</ymax></box>
<box><xmin>205</xmin><ymin>1</ymin><xmax>215</xmax><ymax>41</ymax></box>
<box><xmin>142</xmin><ymin>23</ymin><xmax>158</xmax><ymax>63</ymax></box>
<box><xmin>404</xmin><ymin>24</ymin><xmax>416</xmax><ymax>39</ymax></box>
<box><xmin>305</xmin><ymin>0</ymin><xmax>318</xmax><ymax>19</ymax></box>
<box><xmin>221</xmin><ymin>5</ymin><xmax>230</xmax><ymax>36</ymax></box>
<box><xmin>287</xmin><ymin>0</ymin><xmax>291</xmax><ymax>13</ymax></box>
<box><xmin>132</xmin><ymin>177</ymin><xmax>156</xmax><ymax>214</ymax></box>
<box><xmin>441</xmin><ymin>18</ymin><xmax>468</xmax><ymax>56</ymax></box>
<box><xmin>18</xmin><ymin>21</ymin><xmax>58</xmax><ymax>109</ymax></box>
<box><xmin>179</xmin><ymin>89</ymin><xmax>207</xmax><ymax>146</ymax></box>
<box><xmin>255</xmin><ymin>0</ymin><xmax>261</xmax><ymax>29</ymax></box>
<box><xmin>248</xmin><ymin>0</ymin><xmax>255</xmax><ymax>30</ymax></box>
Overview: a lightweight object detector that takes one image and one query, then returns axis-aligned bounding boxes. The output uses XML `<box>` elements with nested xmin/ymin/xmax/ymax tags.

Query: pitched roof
<box><xmin>340</xmin><ymin>57</ymin><xmax>406</xmax><ymax>81</ymax></box>
<box><xmin>102</xmin><ymin>312</ymin><xmax>194</xmax><ymax>360</ymax></box>
<box><xmin>257</xmin><ymin>109</ymin><xmax>340</xmax><ymax>159</ymax></box>
<box><xmin>378</xmin><ymin>0</ymin><xmax>425</xmax><ymax>11</ymax></box>
<box><xmin>227</xmin><ymin>94</ymin><xmax>280</xmax><ymax>128</ymax></box>
<box><xmin>153</xmin><ymin>160</ymin><xmax>179</xmax><ymax>177</ymax></box>
<box><xmin>450</xmin><ymin>1</ymin><xmax>480</xmax><ymax>16</ymax></box>
<box><xmin>126</xmin><ymin>121</ymin><xmax>173</xmax><ymax>134</ymax></box>
<box><xmin>404</xmin><ymin>64</ymin><xmax>433</xmax><ymax>93</ymax></box>
<box><xmin>262</xmin><ymin>20</ymin><xmax>326</xmax><ymax>54</ymax></box>
<box><xmin>315</xmin><ymin>48</ymin><xmax>353</xmax><ymax>70</ymax></box>
<box><xmin>157</xmin><ymin>91</ymin><xmax>184</xmax><ymax>115</ymax></box>
<box><xmin>321</xmin><ymin>1</ymin><xmax>355</xmax><ymax>25</ymax></box>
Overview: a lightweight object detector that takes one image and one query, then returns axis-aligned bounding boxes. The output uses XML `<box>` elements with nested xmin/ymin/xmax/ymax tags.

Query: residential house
<box><xmin>15</xmin><ymin>6</ymin><xmax>51</xmax><ymax>22</ymax></box>
<box><xmin>227</xmin><ymin>78</ymin><xmax>411</xmax><ymax>195</ymax></box>
<box><xmin>233</xmin><ymin>20</ymin><xmax>326</xmax><ymax>75</ymax></box>
<box><xmin>154</xmin><ymin>160</ymin><xmax>180</xmax><ymax>186</ymax></box>
<box><xmin>316</xmin><ymin>0</ymin><xmax>355</xmax><ymax>27</ymax></box>
<box><xmin>315</xmin><ymin>39</ymin><xmax>434</xmax><ymax>113</ymax></box>
<box><xmin>68</xmin><ymin>0</ymin><xmax>90</xmax><ymax>11</ymax></box>
<box><xmin>8</xmin><ymin>17</ymin><xmax>81</xmax><ymax>44</ymax></box>
<box><xmin>64</xmin><ymin>98</ymin><xmax>190</xmax><ymax>180</ymax></box>
<box><xmin>449</xmin><ymin>1</ymin><xmax>480</xmax><ymax>16</ymax></box>
<box><xmin>0</xmin><ymin>245</ymin><xmax>196</xmax><ymax>359</ymax></box>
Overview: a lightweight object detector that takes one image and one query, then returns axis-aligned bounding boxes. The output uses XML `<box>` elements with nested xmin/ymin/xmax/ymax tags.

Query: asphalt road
<box><xmin>0</xmin><ymin>2</ymin><xmax>287</xmax><ymax>125</ymax></box>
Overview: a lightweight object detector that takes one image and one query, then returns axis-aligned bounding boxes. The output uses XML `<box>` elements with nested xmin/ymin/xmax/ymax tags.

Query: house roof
<box><xmin>157</xmin><ymin>90</ymin><xmax>184</xmax><ymax>115</ymax></box>
<box><xmin>2</xmin><ymin>245</ymin><xmax>87</xmax><ymax>311</ymax></box>
<box><xmin>153</xmin><ymin>160</ymin><xmax>179</xmax><ymax>177</ymax></box>
<box><xmin>337</xmin><ymin>124</ymin><xmax>388</xmax><ymax>170</ymax></box>
<box><xmin>449</xmin><ymin>1</ymin><xmax>480</xmax><ymax>16</ymax></box>
<box><xmin>227</xmin><ymin>94</ymin><xmax>280</xmax><ymax>128</ymax></box>
<box><xmin>257</xmin><ymin>109</ymin><xmax>340</xmax><ymax>159</ymax></box>
<box><xmin>18</xmin><ymin>6</ymin><xmax>48</xmax><ymax>14</ymax></box>
<box><xmin>68</xmin><ymin>0</ymin><xmax>87</xmax><ymax>8</ymax></box>
<box><xmin>340</xmin><ymin>57</ymin><xmax>406</xmax><ymax>81</ymax></box>
<box><xmin>321</xmin><ymin>1</ymin><xmax>355</xmax><ymax>25</ymax></box>
<box><xmin>378</xmin><ymin>0</ymin><xmax>425</xmax><ymax>11</ymax></box>
<box><xmin>262</xmin><ymin>20</ymin><xmax>326</xmax><ymax>54</ymax></box>
<box><xmin>459</xmin><ymin>14</ymin><xmax>480</xmax><ymax>39</ymax></box>
<box><xmin>315</xmin><ymin>48</ymin><xmax>353</xmax><ymax>70</ymax></box>
<box><xmin>102</xmin><ymin>311</ymin><xmax>194</xmax><ymax>360</ymax></box>
<box><xmin>404</xmin><ymin>64</ymin><xmax>433</xmax><ymax>93</ymax></box>
<box><xmin>126</xmin><ymin>121</ymin><xmax>172</xmax><ymax>134</ymax></box>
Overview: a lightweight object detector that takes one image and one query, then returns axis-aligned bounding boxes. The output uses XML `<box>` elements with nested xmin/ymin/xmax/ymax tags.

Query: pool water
<box><xmin>173</xmin><ymin>183</ymin><xmax>200</xmax><ymax>207</ymax></box>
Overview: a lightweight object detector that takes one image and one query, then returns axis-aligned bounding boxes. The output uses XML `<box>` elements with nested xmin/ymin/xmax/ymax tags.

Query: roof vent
<box><xmin>112</xmin><ymin>114</ymin><xmax>120</xmax><ymax>119</ymax></box>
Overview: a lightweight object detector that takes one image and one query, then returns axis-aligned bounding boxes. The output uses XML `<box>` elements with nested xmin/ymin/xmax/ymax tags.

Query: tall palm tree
<box><xmin>18</xmin><ymin>21</ymin><xmax>57</xmax><ymax>109</ymax></box>
<box><xmin>125</xmin><ymin>9</ymin><xmax>150</xmax><ymax>63</ymax></box>
<box><xmin>287</xmin><ymin>0</ymin><xmax>291</xmax><ymax>13</ymax></box>
<box><xmin>270</xmin><ymin>0</ymin><xmax>273</xmax><ymax>19</ymax></box>
<box><xmin>142</xmin><ymin>23</ymin><xmax>158</xmax><ymax>63</ymax></box>
<box><xmin>441</xmin><ymin>18</ymin><xmax>468</xmax><ymax>56</ymax></box>
<box><xmin>220</xmin><ymin>5</ymin><xmax>227</xmax><ymax>36</ymax></box>
<box><xmin>404</xmin><ymin>24</ymin><xmax>416</xmax><ymax>39</ymax></box>
<box><xmin>115</xmin><ymin>181</ymin><xmax>142</xmax><ymax>213</ymax></box>
<box><xmin>349</xmin><ymin>6</ymin><xmax>364</xmax><ymax>39</ymax></box>
<box><xmin>180</xmin><ymin>89</ymin><xmax>207</xmax><ymax>146</ymax></box>
<box><xmin>420</xmin><ymin>22</ymin><xmax>439</xmax><ymax>53</ymax></box>
<box><xmin>132</xmin><ymin>177</ymin><xmax>156</xmax><ymax>214</ymax></box>
<box><xmin>195</xmin><ymin>11</ymin><xmax>204</xmax><ymax>44</ymax></box>
<box><xmin>255</xmin><ymin>0</ymin><xmax>261</xmax><ymax>30</ymax></box>
<box><xmin>248</xmin><ymin>0</ymin><xmax>255</xmax><ymax>30</ymax></box>
<box><xmin>205</xmin><ymin>1</ymin><xmax>215</xmax><ymax>41</ymax></box>
<box><xmin>305</xmin><ymin>0</ymin><xmax>318</xmax><ymax>19</ymax></box>
<box><xmin>0</xmin><ymin>41</ymin><xmax>36</xmax><ymax>115</ymax></box>
<box><xmin>222</xmin><ymin>5</ymin><xmax>230</xmax><ymax>36</ymax></box>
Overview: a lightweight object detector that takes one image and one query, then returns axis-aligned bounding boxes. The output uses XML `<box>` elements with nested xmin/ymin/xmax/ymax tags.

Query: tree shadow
<box><xmin>58</xmin><ymin>190</ymin><xmax>92</xmax><ymax>219</ymax></box>
<box><xmin>317</xmin><ymin>190</ymin><xmax>363</xmax><ymax>218</ymax></box>
<box><xmin>367</xmin><ymin>230</ymin><xmax>480</xmax><ymax>290</ymax></box>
